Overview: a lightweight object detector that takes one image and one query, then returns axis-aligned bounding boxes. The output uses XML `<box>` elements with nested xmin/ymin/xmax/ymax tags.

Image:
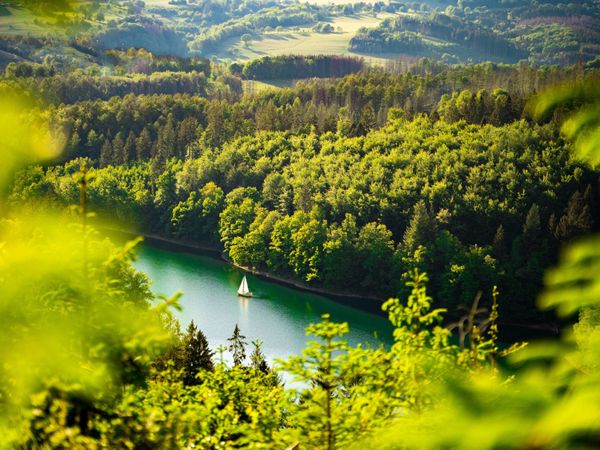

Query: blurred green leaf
<box><xmin>533</xmin><ymin>80</ymin><xmax>600</xmax><ymax>168</ymax></box>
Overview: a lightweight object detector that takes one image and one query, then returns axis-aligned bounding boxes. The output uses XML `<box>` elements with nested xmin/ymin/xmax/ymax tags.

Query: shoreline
<box><xmin>108</xmin><ymin>228</ymin><xmax>561</xmax><ymax>338</ymax></box>
<box><xmin>108</xmin><ymin>228</ymin><xmax>388</xmax><ymax>317</ymax></box>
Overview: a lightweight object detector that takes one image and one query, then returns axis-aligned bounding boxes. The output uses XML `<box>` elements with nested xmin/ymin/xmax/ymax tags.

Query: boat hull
<box><xmin>238</xmin><ymin>292</ymin><xmax>253</xmax><ymax>298</ymax></box>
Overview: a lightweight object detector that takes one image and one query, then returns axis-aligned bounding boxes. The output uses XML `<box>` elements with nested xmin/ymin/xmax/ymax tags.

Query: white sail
<box><xmin>238</xmin><ymin>275</ymin><xmax>252</xmax><ymax>297</ymax></box>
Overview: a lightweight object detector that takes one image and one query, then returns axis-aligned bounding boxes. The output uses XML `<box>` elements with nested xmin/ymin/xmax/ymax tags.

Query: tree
<box><xmin>112</xmin><ymin>132</ymin><xmax>125</xmax><ymax>165</ymax></box>
<box><xmin>136</xmin><ymin>127</ymin><xmax>153</xmax><ymax>160</ymax></box>
<box><xmin>290</xmin><ymin>215</ymin><xmax>327</xmax><ymax>281</ymax></box>
<box><xmin>219</xmin><ymin>192</ymin><xmax>259</xmax><ymax>252</ymax></box>
<box><xmin>250</xmin><ymin>339</ymin><xmax>269</xmax><ymax>374</ymax></box>
<box><xmin>255</xmin><ymin>101</ymin><xmax>279</xmax><ymax>131</ymax></box>
<box><xmin>356</xmin><ymin>222</ymin><xmax>395</xmax><ymax>293</ymax></box>
<box><xmin>278</xmin><ymin>313</ymin><xmax>379</xmax><ymax>450</ymax></box>
<box><xmin>228</xmin><ymin>324</ymin><xmax>247</xmax><ymax>366</ymax></box>
<box><xmin>359</xmin><ymin>102</ymin><xmax>377</xmax><ymax>133</ymax></box>
<box><xmin>176</xmin><ymin>117</ymin><xmax>200</xmax><ymax>159</ymax></box>
<box><xmin>68</xmin><ymin>131</ymin><xmax>81</xmax><ymax>154</ymax></box>
<box><xmin>99</xmin><ymin>139</ymin><xmax>113</xmax><ymax>168</ymax></box>
<box><xmin>202</xmin><ymin>101</ymin><xmax>226</xmax><ymax>148</ymax></box>
<box><xmin>123</xmin><ymin>131</ymin><xmax>137</xmax><ymax>163</ymax></box>
<box><xmin>523</xmin><ymin>203</ymin><xmax>541</xmax><ymax>243</ymax></box>
<box><xmin>156</xmin><ymin>114</ymin><xmax>176</xmax><ymax>161</ymax></box>
<box><xmin>403</xmin><ymin>201</ymin><xmax>437</xmax><ymax>253</ymax></box>
<box><xmin>492</xmin><ymin>224</ymin><xmax>506</xmax><ymax>260</ymax></box>
<box><xmin>323</xmin><ymin>214</ymin><xmax>360</xmax><ymax>288</ymax></box>
<box><xmin>181</xmin><ymin>321</ymin><xmax>214</xmax><ymax>385</ymax></box>
<box><xmin>290</xmin><ymin>97</ymin><xmax>305</xmax><ymax>132</ymax></box>
<box><xmin>552</xmin><ymin>188</ymin><xmax>594</xmax><ymax>241</ymax></box>
<box><xmin>86</xmin><ymin>129</ymin><xmax>100</xmax><ymax>155</ymax></box>
<box><xmin>336</xmin><ymin>106</ymin><xmax>355</xmax><ymax>137</ymax></box>
<box><xmin>241</xmin><ymin>33</ymin><xmax>252</xmax><ymax>47</ymax></box>
<box><xmin>171</xmin><ymin>182</ymin><xmax>224</xmax><ymax>242</ymax></box>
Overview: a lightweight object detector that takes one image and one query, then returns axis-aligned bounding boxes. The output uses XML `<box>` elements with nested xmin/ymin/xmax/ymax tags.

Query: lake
<box><xmin>134</xmin><ymin>245</ymin><xmax>394</xmax><ymax>365</ymax></box>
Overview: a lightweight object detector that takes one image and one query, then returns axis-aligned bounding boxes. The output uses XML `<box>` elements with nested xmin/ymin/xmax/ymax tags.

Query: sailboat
<box><xmin>237</xmin><ymin>275</ymin><xmax>252</xmax><ymax>298</ymax></box>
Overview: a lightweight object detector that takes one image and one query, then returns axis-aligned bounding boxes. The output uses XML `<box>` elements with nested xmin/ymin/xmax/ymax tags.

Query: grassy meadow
<box><xmin>211</xmin><ymin>13</ymin><xmax>397</xmax><ymax>64</ymax></box>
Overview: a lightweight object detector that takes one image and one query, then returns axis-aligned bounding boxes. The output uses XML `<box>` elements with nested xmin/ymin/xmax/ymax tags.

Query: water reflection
<box><xmin>239</xmin><ymin>296</ymin><xmax>249</xmax><ymax>315</ymax></box>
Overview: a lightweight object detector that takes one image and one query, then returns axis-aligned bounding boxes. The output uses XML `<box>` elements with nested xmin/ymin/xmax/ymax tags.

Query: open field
<box><xmin>0</xmin><ymin>7</ymin><xmax>52</xmax><ymax>36</ymax></box>
<box><xmin>211</xmin><ymin>13</ymin><xmax>397</xmax><ymax>65</ymax></box>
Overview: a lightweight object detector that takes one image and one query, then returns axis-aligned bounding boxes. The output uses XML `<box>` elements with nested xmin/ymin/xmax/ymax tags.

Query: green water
<box><xmin>134</xmin><ymin>245</ymin><xmax>394</xmax><ymax>364</ymax></box>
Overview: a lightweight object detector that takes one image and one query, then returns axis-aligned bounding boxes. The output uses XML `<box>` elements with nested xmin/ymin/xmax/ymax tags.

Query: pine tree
<box><xmin>136</xmin><ymin>127</ymin><xmax>152</xmax><ymax>160</ymax></box>
<box><xmin>112</xmin><ymin>132</ymin><xmax>125</xmax><ymax>165</ymax></box>
<box><xmin>69</xmin><ymin>131</ymin><xmax>81</xmax><ymax>154</ymax></box>
<box><xmin>255</xmin><ymin>101</ymin><xmax>279</xmax><ymax>131</ymax></box>
<box><xmin>250</xmin><ymin>339</ymin><xmax>269</xmax><ymax>374</ymax></box>
<box><xmin>202</xmin><ymin>101</ymin><xmax>225</xmax><ymax>148</ymax></box>
<box><xmin>181</xmin><ymin>321</ymin><xmax>214</xmax><ymax>386</ymax></box>
<box><xmin>228</xmin><ymin>324</ymin><xmax>247</xmax><ymax>366</ymax></box>
<box><xmin>123</xmin><ymin>131</ymin><xmax>136</xmax><ymax>163</ymax></box>
<box><xmin>177</xmin><ymin>117</ymin><xmax>200</xmax><ymax>159</ymax></box>
<box><xmin>290</xmin><ymin>97</ymin><xmax>304</xmax><ymax>132</ymax></box>
<box><xmin>492</xmin><ymin>224</ymin><xmax>506</xmax><ymax>260</ymax></box>
<box><xmin>552</xmin><ymin>189</ymin><xmax>594</xmax><ymax>241</ymax></box>
<box><xmin>403</xmin><ymin>201</ymin><xmax>437</xmax><ymax>252</ymax></box>
<box><xmin>336</xmin><ymin>106</ymin><xmax>355</xmax><ymax>137</ymax></box>
<box><xmin>156</xmin><ymin>115</ymin><xmax>176</xmax><ymax>161</ymax></box>
<box><xmin>523</xmin><ymin>203</ymin><xmax>541</xmax><ymax>240</ymax></box>
<box><xmin>99</xmin><ymin>139</ymin><xmax>113</xmax><ymax>168</ymax></box>
<box><xmin>86</xmin><ymin>129</ymin><xmax>100</xmax><ymax>154</ymax></box>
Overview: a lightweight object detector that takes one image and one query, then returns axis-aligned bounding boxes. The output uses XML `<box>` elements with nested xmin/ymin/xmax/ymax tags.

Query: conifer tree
<box><xmin>492</xmin><ymin>224</ymin><xmax>506</xmax><ymax>260</ymax></box>
<box><xmin>250</xmin><ymin>339</ymin><xmax>269</xmax><ymax>373</ymax></box>
<box><xmin>202</xmin><ymin>101</ymin><xmax>225</xmax><ymax>148</ymax></box>
<box><xmin>112</xmin><ymin>132</ymin><xmax>125</xmax><ymax>166</ymax></box>
<box><xmin>136</xmin><ymin>127</ymin><xmax>152</xmax><ymax>160</ymax></box>
<box><xmin>552</xmin><ymin>188</ymin><xmax>594</xmax><ymax>241</ymax></box>
<box><xmin>69</xmin><ymin>131</ymin><xmax>81</xmax><ymax>154</ymax></box>
<box><xmin>176</xmin><ymin>117</ymin><xmax>200</xmax><ymax>159</ymax></box>
<box><xmin>99</xmin><ymin>139</ymin><xmax>113</xmax><ymax>168</ymax></box>
<box><xmin>255</xmin><ymin>101</ymin><xmax>279</xmax><ymax>131</ymax></box>
<box><xmin>123</xmin><ymin>131</ymin><xmax>136</xmax><ymax>163</ymax></box>
<box><xmin>523</xmin><ymin>203</ymin><xmax>541</xmax><ymax>241</ymax></box>
<box><xmin>360</xmin><ymin>102</ymin><xmax>376</xmax><ymax>133</ymax></box>
<box><xmin>290</xmin><ymin>97</ymin><xmax>304</xmax><ymax>132</ymax></box>
<box><xmin>156</xmin><ymin>115</ymin><xmax>176</xmax><ymax>161</ymax></box>
<box><xmin>182</xmin><ymin>321</ymin><xmax>214</xmax><ymax>385</ymax></box>
<box><xmin>86</xmin><ymin>129</ymin><xmax>100</xmax><ymax>154</ymax></box>
<box><xmin>228</xmin><ymin>324</ymin><xmax>247</xmax><ymax>366</ymax></box>
<box><xmin>403</xmin><ymin>201</ymin><xmax>437</xmax><ymax>252</ymax></box>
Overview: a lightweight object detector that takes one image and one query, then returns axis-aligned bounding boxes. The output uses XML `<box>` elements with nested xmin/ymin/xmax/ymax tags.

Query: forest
<box><xmin>6</xmin><ymin>61</ymin><xmax>599</xmax><ymax>328</ymax></box>
<box><xmin>2</xmin><ymin>1</ymin><xmax>600</xmax><ymax>449</ymax></box>
<box><xmin>234</xmin><ymin>55</ymin><xmax>365</xmax><ymax>81</ymax></box>
<box><xmin>16</xmin><ymin>120</ymin><xmax>596</xmax><ymax>321</ymax></box>
<box><xmin>2</xmin><ymin>76</ymin><xmax>600</xmax><ymax>448</ymax></box>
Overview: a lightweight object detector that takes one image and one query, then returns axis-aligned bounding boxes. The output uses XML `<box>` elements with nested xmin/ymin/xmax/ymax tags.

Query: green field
<box><xmin>212</xmin><ymin>13</ymin><xmax>396</xmax><ymax>65</ymax></box>
<box><xmin>0</xmin><ymin>7</ymin><xmax>52</xmax><ymax>36</ymax></box>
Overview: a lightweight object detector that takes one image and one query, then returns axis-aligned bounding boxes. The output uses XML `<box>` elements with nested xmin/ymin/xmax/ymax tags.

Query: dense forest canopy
<box><xmin>7</xmin><ymin>61</ymin><xmax>600</xmax><ymax>328</ymax></box>
<box><xmin>2</xmin><ymin>2</ymin><xmax>600</xmax><ymax>449</ymax></box>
